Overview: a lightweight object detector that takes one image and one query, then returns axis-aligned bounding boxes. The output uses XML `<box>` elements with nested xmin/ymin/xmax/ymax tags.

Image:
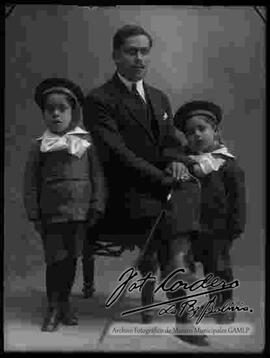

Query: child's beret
<box><xmin>173</xmin><ymin>101</ymin><xmax>222</xmax><ymax>132</ymax></box>
<box><xmin>34</xmin><ymin>78</ymin><xmax>84</xmax><ymax>108</ymax></box>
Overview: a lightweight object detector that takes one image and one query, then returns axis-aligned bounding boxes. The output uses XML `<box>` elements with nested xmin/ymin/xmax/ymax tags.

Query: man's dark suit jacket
<box><xmin>83</xmin><ymin>74</ymin><xmax>180</xmax><ymax>234</ymax></box>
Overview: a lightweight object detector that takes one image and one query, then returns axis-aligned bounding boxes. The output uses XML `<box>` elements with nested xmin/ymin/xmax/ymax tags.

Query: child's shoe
<box><xmin>82</xmin><ymin>284</ymin><xmax>95</xmax><ymax>298</ymax></box>
<box><xmin>41</xmin><ymin>306</ymin><xmax>61</xmax><ymax>332</ymax></box>
<box><xmin>215</xmin><ymin>311</ymin><xmax>236</xmax><ymax>324</ymax></box>
<box><xmin>59</xmin><ymin>301</ymin><xmax>78</xmax><ymax>325</ymax></box>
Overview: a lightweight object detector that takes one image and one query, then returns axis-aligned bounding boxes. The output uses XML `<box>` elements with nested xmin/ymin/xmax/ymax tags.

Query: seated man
<box><xmin>83</xmin><ymin>25</ymin><xmax>206</xmax><ymax>347</ymax></box>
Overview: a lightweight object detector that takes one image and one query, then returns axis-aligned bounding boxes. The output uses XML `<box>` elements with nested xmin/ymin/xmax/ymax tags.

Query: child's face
<box><xmin>43</xmin><ymin>93</ymin><xmax>73</xmax><ymax>134</ymax></box>
<box><xmin>184</xmin><ymin>115</ymin><xmax>217</xmax><ymax>153</ymax></box>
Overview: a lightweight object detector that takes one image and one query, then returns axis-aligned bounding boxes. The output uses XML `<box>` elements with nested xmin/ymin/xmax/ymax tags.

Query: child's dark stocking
<box><xmin>42</xmin><ymin>261</ymin><xmax>62</xmax><ymax>332</ymax></box>
<box><xmin>58</xmin><ymin>257</ymin><xmax>78</xmax><ymax>325</ymax></box>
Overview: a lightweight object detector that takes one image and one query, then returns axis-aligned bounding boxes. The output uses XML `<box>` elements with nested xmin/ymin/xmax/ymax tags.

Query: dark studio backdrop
<box><xmin>4</xmin><ymin>5</ymin><xmax>265</xmax><ymax>296</ymax></box>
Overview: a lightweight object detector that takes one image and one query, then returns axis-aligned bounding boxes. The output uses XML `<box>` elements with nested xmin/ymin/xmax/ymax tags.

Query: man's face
<box><xmin>113</xmin><ymin>35</ymin><xmax>151</xmax><ymax>82</ymax></box>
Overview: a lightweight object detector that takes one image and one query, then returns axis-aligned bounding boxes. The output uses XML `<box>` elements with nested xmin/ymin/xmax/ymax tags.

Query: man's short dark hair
<box><xmin>113</xmin><ymin>24</ymin><xmax>153</xmax><ymax>51</ymax></box>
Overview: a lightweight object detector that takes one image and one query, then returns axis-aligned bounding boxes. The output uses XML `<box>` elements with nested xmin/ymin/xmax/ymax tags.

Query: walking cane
<box><xmin>96</xmin><ymin>187</ymin><xmax>174</xmax><ymax>349</ymax></box>
<box><xmin>96</xmin><ymin>174</ymin><xmax>201</xmax><ymax>349</ymax></box>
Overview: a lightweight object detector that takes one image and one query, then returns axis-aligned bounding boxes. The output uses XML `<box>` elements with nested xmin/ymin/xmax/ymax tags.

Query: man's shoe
<box><xmin>82</xmin><ymin>285</ymin><xmax>95</xmax><ymax>299</ymax></box>
<box><xmin>141</xmin><ymin>311</ymin><xmax>154</xmax><ymax>324</ymax></box>
<box><xmin>59</xmin><ymin>302</ymin><xmax>78</xmax><ymax>326</ymax></box>
<box><xmin>41</xmin><ymin>307</ymin><xmax>61</xmax><ymax>332</ymax></box>
<box><xmin>175</xmin><ymin>334</ymin><xmax>209</xmax><ymax>346</ymax></box>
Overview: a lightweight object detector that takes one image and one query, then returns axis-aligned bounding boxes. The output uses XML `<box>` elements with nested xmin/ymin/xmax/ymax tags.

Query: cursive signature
<box><xmin>105</xmin><ymin>267</ymin><xmax>241</xmax><ymax>321</ymax></box>
<box><xmin>158</xmin><ymin>295</ymin><xmax>253</xmax><ymax>324</ymax></box>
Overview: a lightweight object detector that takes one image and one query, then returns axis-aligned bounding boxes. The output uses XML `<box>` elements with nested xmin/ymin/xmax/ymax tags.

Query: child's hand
<box><xmin>230</xmin><ymin>231</ymin><xmax>242</xmax><ymax>241</ymax></box>
<box><xmin>34</xmin><ymin>220</ymin><xmax>43</xmax><ymax>235</ymax></box>
<box><xmin>192</xmin><ymin>163</ymin><xmax>206</xmax><ymax>177</ymax></box>
<box><xmin>88</xmin><ymin>209</ymin><xmax>103</xmax><ymax>227</ymax></box>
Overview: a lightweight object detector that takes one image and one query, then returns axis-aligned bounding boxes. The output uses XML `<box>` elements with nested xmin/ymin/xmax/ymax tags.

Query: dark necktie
<box><xmin>131</xmin><ymin>83</ymin><xmax>146</xmax><ymax>107</ymax></box>
<box><xmin>131</xmin><ymin>83</ymin><xmax>159</xmax><ymax>141</ymax></box>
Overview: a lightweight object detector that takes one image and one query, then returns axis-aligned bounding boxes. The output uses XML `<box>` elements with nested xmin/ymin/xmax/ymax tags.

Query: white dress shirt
<box><xmin>117</xmin><ymin>72</ymin><xmax>147</xmax><ymax>103</ymax></box>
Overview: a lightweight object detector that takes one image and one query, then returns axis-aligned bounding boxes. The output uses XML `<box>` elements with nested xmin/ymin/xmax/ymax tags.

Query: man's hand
<box><xmin>165</xmin><ymin>161</ymin><xmax>191</xmax><ymax>181</ymax></box>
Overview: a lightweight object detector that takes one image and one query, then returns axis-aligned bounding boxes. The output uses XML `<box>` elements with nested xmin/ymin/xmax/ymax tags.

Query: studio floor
<box><xmin>4</xmin><ymin>248</ymin><xmax>265</xmax><ymax>353</ymax></box>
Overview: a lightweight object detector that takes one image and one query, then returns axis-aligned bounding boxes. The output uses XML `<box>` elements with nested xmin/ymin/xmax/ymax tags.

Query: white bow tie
<box><xmin>39</xmin><ymin>128</ymin><xmax>91</xmax><ymax>158</ymax></box>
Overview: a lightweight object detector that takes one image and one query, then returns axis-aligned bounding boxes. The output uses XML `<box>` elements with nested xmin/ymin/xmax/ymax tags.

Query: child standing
<box><xmin>23</xmin><ymin>78</ymin><xmax>105</xmax><ymax>332</ymax></box>
<box><xmin>173</xmin><ymin>100</ymin><xmax>246</xmax><ymax>324</ymax></box>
